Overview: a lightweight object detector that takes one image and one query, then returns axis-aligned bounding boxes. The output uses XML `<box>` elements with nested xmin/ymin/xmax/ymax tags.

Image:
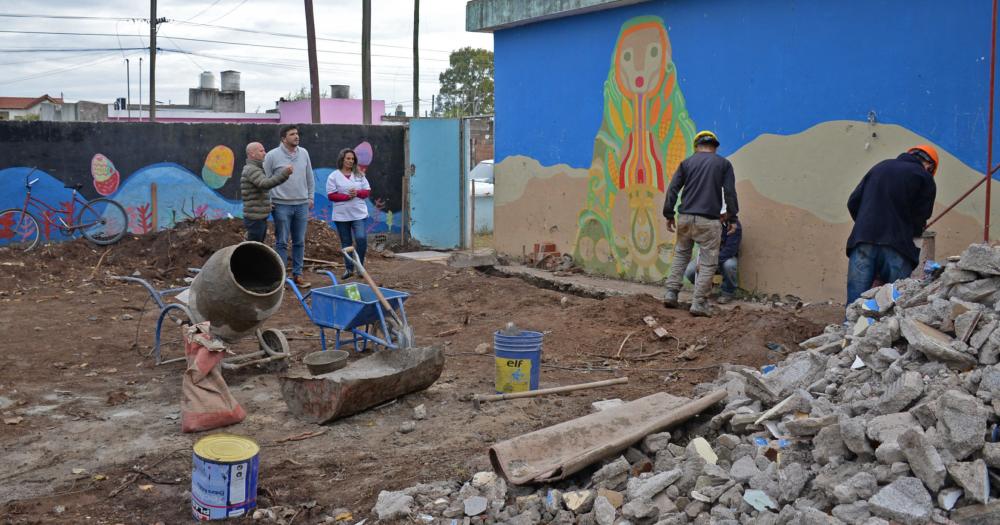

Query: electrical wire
<box><xmin>0</xmin><ymin>51</ymin><xmax>134</xmax><ymax>85</ymax></box>
<box><xmin>178</xmin><ymin>0</ymin><xmax>224</xmax><ymax>23</ymax></box>
<box><xmin>201</xmin><ymin>0</ymin><xmax>250</xmax><ymax>25</ymax></box>
<box><xmin>0</xmin><ymin>30</ymin><xmax>449</xmax><ymax>61</ymax></box>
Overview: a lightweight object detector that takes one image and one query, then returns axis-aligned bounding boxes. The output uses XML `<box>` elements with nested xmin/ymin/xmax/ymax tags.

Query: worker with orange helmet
<box><xmin>845</xmin><ymin>145</ymin><xmax>938</xmax><ymax>305</ymax></box>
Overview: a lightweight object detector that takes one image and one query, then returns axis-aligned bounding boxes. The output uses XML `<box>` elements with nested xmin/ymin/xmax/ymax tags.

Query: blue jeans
<box><xmin>334</xmin><ymin>220</ymin><xmax>367</xmax><ymax>272</ymax></box>
<box><xmin>272</xmin><ymin>203</ymin><xmax>308</xmax><ymax>276</ymax></box>
<box><xmin>846</xmin><ymin>243</ymin><xmax>915</xmax><ymax>305</ymax></box>
<box><xmin>243</xmin><ymin>218</ymin><xmax>267</xmax><ymax>243</ymax></box>
<box><xmin>685</xmin><ymin>257</ymin><xmax>739</xmax><ymax>295</ymax></box>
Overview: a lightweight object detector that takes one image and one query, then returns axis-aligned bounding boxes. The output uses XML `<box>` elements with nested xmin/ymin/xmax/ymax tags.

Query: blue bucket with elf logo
<box><xmin>494</xmin><ymin>330</ymin><xmax>543</xmax><ymax>393</ymax></box>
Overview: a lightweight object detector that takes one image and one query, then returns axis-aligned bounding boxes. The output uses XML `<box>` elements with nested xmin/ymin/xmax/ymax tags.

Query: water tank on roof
<box><xmin>330</xmin><ymin>84</ymin><xmax>350</xmax><ymax>99</ymax></box>
<box><xmin>220</xmin><ymin>70</ymin><xmax>241</xmax><ymax>92</ymax></box>
<box><xmin>200</xmin><ymin>71</ymin><xmax>216</xmax><ymax>89</ymax></box>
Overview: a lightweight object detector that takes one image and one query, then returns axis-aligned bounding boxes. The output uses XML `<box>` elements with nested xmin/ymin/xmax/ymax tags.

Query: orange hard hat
<box><xmin>908</xmin><ymin>144</ymin><xmax>939</xmax><ymax>175</ymax></box>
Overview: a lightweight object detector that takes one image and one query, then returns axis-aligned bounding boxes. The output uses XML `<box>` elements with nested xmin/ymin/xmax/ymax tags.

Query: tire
<box><xmin>77</xmin><ymin>198</ymin><xmax>128</xmax><ymax>245</ymax></box>
<box><xmin>0</xmin><ymin>208</ymin><xmax>41</xmax><ymax>251</ymax></box>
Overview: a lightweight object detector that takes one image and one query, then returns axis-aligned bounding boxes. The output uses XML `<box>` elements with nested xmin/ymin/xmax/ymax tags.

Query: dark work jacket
<box><xmin>846</xmin><ymin>152</ymin><xmax>936</xmax><ymax>265</ymax></box>
<box><xmin>720</xmin><ymin>219</ymin><xmax>742</xmax><ymax>263</ymax></box>
<box><xmin>663</xmin><ymin>151</ymin><xmax>739</xmax><ymax>221</ymax></box>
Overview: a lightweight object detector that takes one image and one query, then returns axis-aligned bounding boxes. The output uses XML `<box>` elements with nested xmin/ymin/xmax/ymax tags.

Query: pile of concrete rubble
<box><xmin>373</xmin><ymin>243</ymin><xmax>1000</xmax><ymax>525</ymax></box>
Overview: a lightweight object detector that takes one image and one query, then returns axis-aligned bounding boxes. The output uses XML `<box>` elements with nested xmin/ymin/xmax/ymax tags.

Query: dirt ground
<box><xmin>0</xmin><ymin>220</ymin><xmax>840</xmax><ymax>524</ymax></box>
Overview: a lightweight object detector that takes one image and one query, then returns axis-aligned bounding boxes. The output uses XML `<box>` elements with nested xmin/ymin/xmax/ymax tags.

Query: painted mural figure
<box><xmin>573</xmin><ymin>15</ymin><xmax>697</xmax><ymax>281</ymax></box>
<box><xmin>326</xmin><ymin>147</ymin><xmax>371</xmax><ymax>281</ymax></box>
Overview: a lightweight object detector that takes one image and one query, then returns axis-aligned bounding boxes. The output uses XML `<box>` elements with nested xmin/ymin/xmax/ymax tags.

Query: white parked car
<box><xmin>468</xmin><ymin>159</ymin><xmax>494</xmax><ymax>196</ymax></box>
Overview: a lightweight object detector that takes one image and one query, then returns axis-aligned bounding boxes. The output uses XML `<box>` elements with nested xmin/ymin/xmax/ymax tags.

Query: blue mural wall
<box><xmin>0</xmin><ymin>122</ymin><xmax>406</xmax><ymax>247</ymax></box>
<box><xmin>494</xmin><ymin>0</ymin><xmax>996</xmax><ymax>174</ymax></box>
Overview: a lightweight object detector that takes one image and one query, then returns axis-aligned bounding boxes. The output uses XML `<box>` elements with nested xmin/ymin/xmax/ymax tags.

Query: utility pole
<box><xmin>125</xmin><ymin>58</ymin><xmax>131</xmax><ymax>121</ymax></box>
<box><xmin>412</xmin><ymin>0</ymin><xmax>419</xmax><ymax>118</ymax></box>
<box><xmin>139</xmin><ymin>56</ymin><xmax>143</xmax><ymax>122</ymax></box>
<box><xmin>362</xmin><ymin>0</ymin><xmax>372</xmax><ymax>125</ymax></box>
<box><xmin>304</xmin><ymin>0</ymin><xmax>321</xmax><ymax>123</ymax></box>
<box><xmin>149</xmin><ymin>0</ymin><xmax>157</xmax><ymax>122</ymax></box>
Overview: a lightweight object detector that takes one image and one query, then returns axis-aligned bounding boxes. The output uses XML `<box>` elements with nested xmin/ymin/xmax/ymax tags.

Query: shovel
<box><xmin>343</xmin><ymin>246</ymin><xmax>415</xmax><ymax>349</ymax></box>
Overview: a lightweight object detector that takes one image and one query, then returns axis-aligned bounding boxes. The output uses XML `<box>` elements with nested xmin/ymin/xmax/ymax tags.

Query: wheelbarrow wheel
<box><xmin>255</xmin><ymin>328</ymin><xmax>290</xmax><ymax>373</ymax></box>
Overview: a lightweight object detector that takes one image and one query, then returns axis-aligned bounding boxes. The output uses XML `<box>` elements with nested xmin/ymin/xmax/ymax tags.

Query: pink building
<box><xmin>278</xmin><ymin>98</ymin><xmax>387</xmax><ymax>125</ymax></box>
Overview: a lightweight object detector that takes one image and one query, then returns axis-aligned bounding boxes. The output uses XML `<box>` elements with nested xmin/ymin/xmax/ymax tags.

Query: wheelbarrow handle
<box><xmin>343</xmin><ymin>247</ymin><xmax>403</xmax><ymax>326</ymax></box>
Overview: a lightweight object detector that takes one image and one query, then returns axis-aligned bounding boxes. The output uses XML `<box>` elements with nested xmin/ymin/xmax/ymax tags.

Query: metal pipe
<box><xmin>987</xmin><ymin>0</ymin><xmax>998</xmax><ymax>241</ymax></box>
<box><xmin>926</xmin><ymin>164</ymin><xmax>1000</xmax><ymax>228</ymax></box>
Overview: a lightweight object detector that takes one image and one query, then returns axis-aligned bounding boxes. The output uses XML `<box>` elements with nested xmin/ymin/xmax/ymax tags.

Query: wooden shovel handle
<box><xmin>344</xmin><ymin>247</ymin><xmax>402</xmax><ymax>325</ymax></box>
<box><xmin>474</xmin><ymin>377</ymin><xmax>628</xmax><ymax>405</ymax></box>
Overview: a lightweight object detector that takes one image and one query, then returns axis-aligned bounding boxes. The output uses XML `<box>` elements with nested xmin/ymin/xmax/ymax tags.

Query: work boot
<box><xmin>341</xmin><ymin>270</ymin><xmax>354</xmax><ymax>281</ymax></box>
<box><xmin>663</xmin><ymin>290</ymin><xmax>679</xmax><ymax>308</ymax></box>
<box><xmin>292</xmin><ymin>274</ymin><xmax>311</xmax><ymax>288</ymax></box>
<box><xmin>717</xmin><ymin>293</ymin><xmax>734</xmax><ymax>305</ymax></box>
<box><xmin>690</xmin><ymin>300</ymin><xmax>713</xmax><ymax>317</ymax></box>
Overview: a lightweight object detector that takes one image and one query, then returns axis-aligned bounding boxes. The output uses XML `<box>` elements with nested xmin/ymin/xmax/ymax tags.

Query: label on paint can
<box><xmin>495</xmin><ymin>357</ymin><xmax>532</xmax><ymax>393</ymax></box>
<box><xmin>191</xmin><ymin>434</ymin><xmax>259</xmax><ymax>521</ymax></box>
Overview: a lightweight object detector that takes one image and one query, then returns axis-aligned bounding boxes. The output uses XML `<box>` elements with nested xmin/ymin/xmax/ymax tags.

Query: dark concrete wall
<box><xmin>0</xmin><ymin>121</ymin><xmax>405</xmax><ymax>207</ymax></box>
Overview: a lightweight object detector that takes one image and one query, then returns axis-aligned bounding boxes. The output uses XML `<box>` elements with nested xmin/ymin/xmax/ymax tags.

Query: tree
<box><xmin>285</xmin><ymin>86</ymin><xmax>328</xmax><ymax>101</ymax></box>
<box><xmin>437</xmin><ymin>47</ymin><xmax>493</xmax><ymax>117</ymax></box>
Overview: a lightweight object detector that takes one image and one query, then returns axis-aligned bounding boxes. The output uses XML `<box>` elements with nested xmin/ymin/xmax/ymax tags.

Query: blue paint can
<box><xmin>191</xmin><ymin>434</ymin><xmax>260</xmax><ymax>521</ymax></box>
<box><xmin>494</xmin><ymin>329</ymin><xmax>543</xmax><ymax>393</ymax></box>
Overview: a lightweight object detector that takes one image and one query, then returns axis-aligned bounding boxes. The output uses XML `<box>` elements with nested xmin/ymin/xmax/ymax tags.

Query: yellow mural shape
<box><xmin>201</xmin><ymin>145</ymin><xmax>235</xmax><ymax>189</ymax></box>
<box><xmin>573</xmin><ymin>15</ymin><xmax>696</xmax><ymax>282</ymax></box>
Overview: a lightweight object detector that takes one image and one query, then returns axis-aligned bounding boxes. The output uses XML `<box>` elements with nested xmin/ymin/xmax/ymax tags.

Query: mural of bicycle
<box><xmin>0</xmin><ymin>168</ymin><xmax>128</xmax><ymax>251</ymax></box>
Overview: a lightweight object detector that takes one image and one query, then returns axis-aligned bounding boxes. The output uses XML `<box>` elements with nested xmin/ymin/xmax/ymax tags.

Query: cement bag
<box><xmin>181</xmin><ymin>322</ymin><xmax>246</xmax><ymax>433</ymax></box>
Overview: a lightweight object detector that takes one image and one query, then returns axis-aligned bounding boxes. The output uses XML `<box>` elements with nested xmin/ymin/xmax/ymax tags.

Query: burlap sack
<box><xmin>181</xmin><ymin>322</ymin><xmax>245</xmax><ymax>433</ymax></box>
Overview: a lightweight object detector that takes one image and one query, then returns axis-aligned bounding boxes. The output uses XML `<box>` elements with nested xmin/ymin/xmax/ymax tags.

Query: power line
<box><xmin>170</xmin><ymin>20</ymin><xmax>452</xmax><ymax>54</ymax></box>
<box><xmin>0</xmin><ymin>29</ymin><xmax>450</xmax><ymax>61</ymax></box>
<box><xmin>0</xmin><ymin>51</ymin><xmax>134</xmax><ymax>85</ymax></box>
<box><xmin>0</xmin><ymin>12</ymin><xmax>454</xmax><ymax>54</ymax></box>
<box><xmin>178</xmin><ymin>0</ymin><xmax>224</xmax><ymax>23</ymax></box>
<box><xmin>201</xmin><ymin>0</ymin><xmax>250</xmax><ymax>25</ymax></box>
<box><xmin>0</xmin><ymin>47</ymin><xmax>149</xmax><ymax>52</ymax></box>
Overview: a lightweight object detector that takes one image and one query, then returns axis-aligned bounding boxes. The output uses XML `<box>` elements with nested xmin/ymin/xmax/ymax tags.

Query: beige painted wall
<box><xmin>496</xmin><ymin>120</ymin><xmax>997</xmax><ymax>302</ymax></box>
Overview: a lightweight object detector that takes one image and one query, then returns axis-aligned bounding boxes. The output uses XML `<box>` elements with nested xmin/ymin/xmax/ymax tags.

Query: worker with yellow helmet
<box><xmin>662</xmin><ymin>130</ymin><xmax>740</xmax><ymax>317</ymax></box>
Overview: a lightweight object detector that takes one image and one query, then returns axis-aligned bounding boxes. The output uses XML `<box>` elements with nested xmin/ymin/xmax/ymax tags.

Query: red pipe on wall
<box><xmin>986</xmin><ymin>0</ymin><xmax>997</xmax><ymax>241</ymax></box>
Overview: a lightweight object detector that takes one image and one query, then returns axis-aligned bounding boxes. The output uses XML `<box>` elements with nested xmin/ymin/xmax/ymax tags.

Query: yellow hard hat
<box><xmin>693</xmin><ymin>130</ymin><xmax>720</xmax><ymax>147</ymax></box>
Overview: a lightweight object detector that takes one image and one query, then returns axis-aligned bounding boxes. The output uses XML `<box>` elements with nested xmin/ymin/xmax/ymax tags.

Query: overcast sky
<box><xmin>0</xmin><ymin>0</ymin><xmax>493</xmax><ymax>115</ymax></box>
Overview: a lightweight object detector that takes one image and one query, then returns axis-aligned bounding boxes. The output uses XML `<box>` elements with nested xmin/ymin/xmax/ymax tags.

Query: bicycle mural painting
<box><xmin>0</xmin><ymin>168</ymin><xmax>129</xmax><ymax>251</ymax></box>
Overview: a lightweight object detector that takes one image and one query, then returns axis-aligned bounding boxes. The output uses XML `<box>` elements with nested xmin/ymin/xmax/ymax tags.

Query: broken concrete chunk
<box><xmin>832</xmin><ymin>501</ymin><xmax>872</xmax><ymax>524</ymax></box>
<box><xmin>971</xmin><ymin>320</ymin><xmax>998</xmax><ymax>350</ymax></box>
<box><xmin>866</xmin><ymin>412</ymin><xmax>921</xmax><ymax>445</ymax></box>
<box><xmin>900</xmin><ymin>318</ymin><xmax>977</xmax><ymax>371</ymax></box>
<box><xmin>950</xmin><ymin>500</ymin><xmax>1000</xmax><ymax>524</ymax></box>
<box><xmin>957</xmin><ymin>243</ymin><xmax>1000</xmax><ymax>275</ymax></box>
<box><xmin>982</xmin><ymin>442</ymin><xmax>1000</xmax><ymax>468</ymax></box>
<box><xmin>562</xmin><ymin>490</ymin><xmax>595</xmax><ymax>514</ymax></box>
<box><xmin>867</xmin><ymin>476</ymin><xmax>933</xmax><ymax>524</ymax></box>
<box><xmin>464</xmin><ymin>495</ymin><xmax>488</xmax><ymax>516</ymax></box>
<box><xmin>763</xmin><ymin>351</ymin><xmax>829</xmax><ymax>398</ymax></box>
<box><xmin>729</xmin><ymin>456</ymin><xmax>760</xmax><ymax>483</ymax></box>
<box><xmin>591</xmin><ymin>399</ymin><xmax>625</xmax><ymax>412</ymax></box>
<box><xmin>862</xmin><ymin>284</ymin><xmax>900</xmax><ymax>317</ymax></box>
<box><xmin>841</xmin><ymin>415</ymin><xmax>875</xmax><ymax>457</ymax></box>
<box><xmin>936</xmin><ymin>389</ymin><xmax>989</xmax><ymax>460</ymax></box>
<box><xmin>622</xmin><ymin>497</ymin><xmax>658</xmax><ymax>520</ymax></box>
<box><xmin>626</xmin><ymin>469</ymin><xmax>681</xmax><ymax>501</ymax></box>
<box><xmin>813</xmin><ymin>423</ymin><xmax>849</xmax><ymax>466</ymax></box>
<box><xmin>952</xmin><ymin>278</ymin><xmax>1000</xmax><ymax>304</ymax></box>
<box><xmin>591</xmin><ymin>457</ymin><xmax>629</xmax><ymax>490</ymax></box>
<box><xmin>785</xmin><ymin>414</ymin><xmax>838</xmax><ymax>437</ymax></box>
<box><xmin>897</xmin><ymin>428</ymin><xmax>946</xmax><ymax>492</ymax></box>
<box><xmin>686</xmin><ymin>437</ymin><xmax>717</xmax><ymax>465</ymax></box>
<box><xmin>641</xmin><ymin>432</ymin><xmax>672</xmax><ymax>454</ymax></box>
<box><xmin>592</xmin><ymin>496</ymin><xmax>616</xmax><ymax>525</ymax></box>
<box><xmin>874</xmin><ymin>371</ymin><xmax>924</xmax><ymax>415</ymax></box>
<box><xmin>373</xmin><ymin>490</ymin><xmax>415</xmax><ymax>521</ymax></box>
<box><xmin>742</xmin><ymin>489</ymin><xmax>778</xmax><ymax>512</ymax></box>
<box><xmin>946</xmin><ymin>459</ymin><xmax>989</xmax><ymax>504</ymax></box>
<box><xmin>832</xmin><ymin>471</ymin><xmax>878</xmax><ymax>504</ymax></box>
<box><xmin>937</xmin><ymin>487</ymin><xmax>963</xmax><ymax>511</ymax></box>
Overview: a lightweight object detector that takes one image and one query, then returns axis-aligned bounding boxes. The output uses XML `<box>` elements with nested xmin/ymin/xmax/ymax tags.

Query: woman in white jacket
<box><xmin>326</xmin><ymin>148</ymin><xmax>371</xmax><ymax>280</ymax></box>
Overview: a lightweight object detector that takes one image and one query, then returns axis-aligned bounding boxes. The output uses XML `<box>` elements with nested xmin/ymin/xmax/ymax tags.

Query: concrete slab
<box><xmin>396</xmin><ymin>251</ymin><xmax>452</xmax><ymax>264</ymax></box>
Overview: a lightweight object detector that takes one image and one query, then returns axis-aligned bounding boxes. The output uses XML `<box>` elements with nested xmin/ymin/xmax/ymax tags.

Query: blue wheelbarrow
<box><xmin>287</xmin><ymin>247</ymin><xmax>413</xmax><ymax>352</ymax></box>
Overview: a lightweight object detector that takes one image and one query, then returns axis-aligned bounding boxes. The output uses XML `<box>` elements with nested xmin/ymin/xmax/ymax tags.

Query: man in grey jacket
<box><xmin>662</xmin><ymin>130</ymin><xmax>739</xmax><ymax>317</ymax></box>
<box><xmin>240</xmin><ymin>141</ymin><xmax>291</xmax><ymax>243</ymax></box>
<box><xmin>264</xmin><ymin>125</ymin><xmax>315</xmax><ymax>288</ymax></box>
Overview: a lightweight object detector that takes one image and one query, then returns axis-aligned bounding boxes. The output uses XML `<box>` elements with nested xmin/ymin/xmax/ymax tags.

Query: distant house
<box><xmin>0</xmin><ymin>95</ymin><xmax>63</xmax><ymax>121</ymax></box>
